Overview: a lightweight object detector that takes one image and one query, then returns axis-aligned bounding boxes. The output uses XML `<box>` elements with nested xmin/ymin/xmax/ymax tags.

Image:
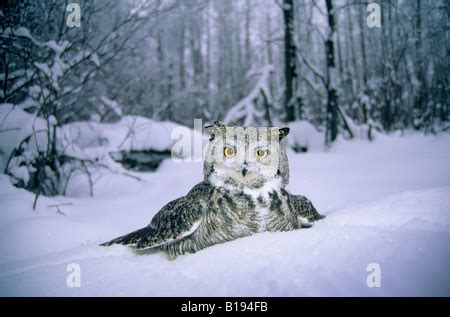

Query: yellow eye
<box><xmin>224</xmin><ymin>146</ymin><xmax>236</xmax><ymax>158</ymax></box>
<box><xmin>256</xmin><ymin>149</ymin><xmax>269</xmax><ymax>159</ymax></box>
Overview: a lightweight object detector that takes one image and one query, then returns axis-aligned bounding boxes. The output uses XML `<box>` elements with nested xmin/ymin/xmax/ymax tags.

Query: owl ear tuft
<box><xmin>205</xmin><ymin>121</ymin><xmax>226</xmax><ymax>141</ymax></box>
<box><xmin>213</xmin><ymin>121</ymin><xmax>226</xmax><ymax>127</ymax></box>
<box><xmin>204</xmin><ymin>125</ymin><xmax>216</xmax><ymax>141</ymax></box>
<box><xmin>279</xmin><ymin>127</ymin><xmax>290</xmax><ymax>140</ymax></box>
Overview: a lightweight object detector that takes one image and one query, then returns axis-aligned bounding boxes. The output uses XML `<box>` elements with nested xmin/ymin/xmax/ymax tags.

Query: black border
<box><xmin>1</xmin><ymin>297</ymin><xmax>448</xmax><ymax>315</ymax></box>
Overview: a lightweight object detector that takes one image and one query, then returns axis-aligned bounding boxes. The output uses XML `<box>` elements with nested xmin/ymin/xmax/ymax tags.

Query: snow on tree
<box><xmin>224</xmin><ymin>65</ymin><xmax>274</xmax><ymax>126</ymax></box>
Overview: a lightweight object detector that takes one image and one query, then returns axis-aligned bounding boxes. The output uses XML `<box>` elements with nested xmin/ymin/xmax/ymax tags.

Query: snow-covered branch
<box><xmin>224</xmin><ymin>65</ymin><xmax>274</xmax><ymax>126</ymax></box>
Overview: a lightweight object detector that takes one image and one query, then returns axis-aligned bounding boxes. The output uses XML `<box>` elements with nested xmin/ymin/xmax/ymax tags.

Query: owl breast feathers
<box><xmin>101</xmin><ymin>122</ymin><xmax>325</xmax><ymax>259</ymax></box>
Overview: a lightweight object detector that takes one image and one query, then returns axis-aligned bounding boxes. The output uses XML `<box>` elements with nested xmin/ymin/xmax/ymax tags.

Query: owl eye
<box><xmin>256</xmin><ymin>149</ymin><xmax>269</xmax><ymax>159</ymax></box>
<box><xmin>224</xmin><ymin>146</ymin><xmax>236</xmax><ymax>158</ymax></box>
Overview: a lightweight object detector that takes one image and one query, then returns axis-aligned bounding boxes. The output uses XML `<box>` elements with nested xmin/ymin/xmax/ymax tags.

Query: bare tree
<box><xmin>324</xmin><ymin>0</ymin><xmax>339</xmax><ymax>145</ymax></box>
<box><xmin>282</xmin><ymin>0</ymin><xmax>298</xmax><ymax>122</ymax></box>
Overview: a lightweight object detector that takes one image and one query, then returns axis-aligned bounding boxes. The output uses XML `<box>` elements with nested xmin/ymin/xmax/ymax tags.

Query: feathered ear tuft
<box><xmin>279</xmin><ymin>127</ymin><xmax>290</xmax><ymax>140</ymax></box>
<box><xmin>205</xmin><ymin>121</ymin><xmax>226</xmax><ymax>141</ymax></box>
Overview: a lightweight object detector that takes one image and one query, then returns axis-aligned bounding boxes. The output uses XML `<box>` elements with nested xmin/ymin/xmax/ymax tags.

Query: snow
<box><xmin>0</xmin><ymin>101</ymin><xmax>195</xmax><ymax>163</ymax></box>
<box><xmin>90</xmin><ymin>53</ymin><xmax>100</xmax><ymax>67</ymax></box>
<box><xmin>60</xmin><ymin>116</ymin><xmax>198</xmax><ymax>156</ymax></box>
<box><xmin>3</xmin><ymin>27</ymin><xmax>71</xmax><ymax>56</ymax></box>
<box><xmin>287</xmin><ymin>121</ymin><xmax>324</xmax><ymax>151</ymax></box>
<box><xmin>0</xmin><ymin>104</ymin><xmax>49</xmax><ymax>171</ymax></box>
<box><xmin>100</xmin><ymin>96</ymin><xmax>122</xmax><ymax>117</ymax></box>
<box><xmin>3</xmin><ymin>27</ymin><xmax>41</xmax><ymax>46</ymax></box>
<box><xmin>44</xmin><ymin>40</ymin><xmax>69</xmax><ymax>54</ymax></box>
<box><xmin>8</xmin><ymin>165</ymin><xmax>30</xmax><ymax>186</ymax></box>
<box><xmin>0</xmin><ymin>103</ymin><xmax>202</xmax><ymax>195</ymax></box>
<box><xmin>0</xmin><ymin>132</ymin><xmax>449</xmax><ymax>296</ymax></box>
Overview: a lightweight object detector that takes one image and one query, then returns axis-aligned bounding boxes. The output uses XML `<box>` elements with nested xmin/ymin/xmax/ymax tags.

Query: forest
<box><xmin>1</xmin><ymin>0</ymin><xmax>448</xmax><ymax>198</ymax></box>
<box><xmin>0</xmin><ymin>0</ymin><xmax>449</xmax><ymax>297</ymax></box>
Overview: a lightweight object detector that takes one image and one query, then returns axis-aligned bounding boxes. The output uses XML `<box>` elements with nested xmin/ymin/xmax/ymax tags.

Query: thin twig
<box><xmin>49</xmin><ymin>203</ymin><xmax>73</xmax><ymax>216</ymax></box>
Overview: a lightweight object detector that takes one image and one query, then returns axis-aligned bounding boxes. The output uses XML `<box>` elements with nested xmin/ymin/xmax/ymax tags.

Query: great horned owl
<box><xmin>101</xmin><ymin>121</ymin><xmax>324</xmax><ymax>259</ymax></box>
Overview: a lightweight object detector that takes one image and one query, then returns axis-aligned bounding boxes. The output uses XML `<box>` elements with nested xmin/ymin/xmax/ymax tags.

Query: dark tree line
<box><xmin>2</xmin><ymin>0</ymin><xmax>447</xmax><ymax>132</ymax></box>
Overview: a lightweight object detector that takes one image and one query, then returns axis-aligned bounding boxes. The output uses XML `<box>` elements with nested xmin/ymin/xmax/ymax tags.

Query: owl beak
<box><xmin>241</xmin><ymin>167</ymin><xmax>248</xmax><ymax>177</ymax></box>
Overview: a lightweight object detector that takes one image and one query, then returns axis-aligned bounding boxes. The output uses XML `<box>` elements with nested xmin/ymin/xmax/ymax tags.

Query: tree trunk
<box><xmin>413</xmin><ymin>0</ymin><xmax>423</xmax><ymax>129</ymax></box>
<box><xmin>178</xmin><ymin>12</ymin><xmax>186</xmax><ymax>90</ymax></box>
<box><xmin>358</xmin><ymin>4</ymin><xmax>368</xmax><ymax>87</ymax></box>
<box><xmin>265</xmin><ymin>6</ymin><xmax>275</xmax><ymax>99</ymax></box>
<box><xmin>336</xmin><ymin>16</ymin><xmax>345</xmax><ymax>87</ymax></box>
<box><xmin>282</xmin><ymin>0</ymin><xmax>297</xmax><ymax>122</ymax></box>
<box><xmin>346</xmin><ymin>1</ymin><xmax>359</xmax><ymax>94</ymax></box>
<box><xmin>325</xmin><ymin>0</ymin><xmax>339</xmax><ymax>145</ymax></box>
<box><xmin>205</xmin><ymin>0</ymin><xmax>213</xmax><ymax>119</ymax></box>
<box><xmin>156</xmin><ymin>32</ymin><xmax>166</xmax><ymax>104</ymax></box>
<box><xmin>380</xmin><ymin>0</ymin><xmax>392</xmax><ymax>131</ymax></box>
<box><xmin>189</xmin><ymin>11</ymin><xmax>203</xmax><ymax>87</ymax></box>
<box><xmin>245</xmin><ymin>0</ymin><xmax>251</xmax><ymax>71</ymax></box>
<box><xmin>235</xmin><ymin>13</ymin><xmax>244</xmax><ymax>97</ymax></box>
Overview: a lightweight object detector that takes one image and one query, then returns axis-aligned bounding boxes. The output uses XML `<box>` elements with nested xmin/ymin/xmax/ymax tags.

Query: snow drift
<box><xmin>0</xmin><ymin>132</ymin><xmax>449</xmax><ymax>296</ymax></box>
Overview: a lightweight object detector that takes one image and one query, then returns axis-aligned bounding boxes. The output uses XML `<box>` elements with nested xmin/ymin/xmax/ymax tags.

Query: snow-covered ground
<box><xmin>0</xmin><ymin>132</ymin><xmax>449</xmax><ymax>296</ymax></box>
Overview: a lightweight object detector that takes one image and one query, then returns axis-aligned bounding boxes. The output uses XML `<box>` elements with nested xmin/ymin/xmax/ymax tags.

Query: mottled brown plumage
<box><xmin>101</xmin><ymin>122</ymin><xmax>324</xmax><ymax>259</ymax></box>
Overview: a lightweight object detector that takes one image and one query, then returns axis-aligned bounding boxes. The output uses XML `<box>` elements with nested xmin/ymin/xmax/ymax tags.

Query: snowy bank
<box><xmin>0</xmin><ymin>133</ymin><xmax>449</xmax><ymax>296</ymax></box>
<box><xmin>1</xmin><ymin>103</ymin><xmax>203</xmax><ymax>195</ymax></box>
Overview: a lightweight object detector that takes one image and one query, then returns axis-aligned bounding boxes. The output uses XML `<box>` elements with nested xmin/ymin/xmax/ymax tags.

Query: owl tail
<box><xmin>100</xmin><ymin>226</ymin><xmax>155</xmax><ymax>247</ymax></box>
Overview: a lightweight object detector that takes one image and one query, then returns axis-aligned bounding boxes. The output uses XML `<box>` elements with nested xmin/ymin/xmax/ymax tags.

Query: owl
<box><xmin>101</xmin><ymin>121</ymin><xmax>324</xmax><ymax>259</ymax></box>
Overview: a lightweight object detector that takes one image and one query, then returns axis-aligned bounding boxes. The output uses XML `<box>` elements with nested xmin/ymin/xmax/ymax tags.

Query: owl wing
<box><xmin>288</xmin><ymin>193</ymin><xmax>325</xmax><ymax>227</ymax></box>
<box><xmin>101</xmin><ymin>182</ymin><xmax>213</xmax><ymax>249</ymax></box>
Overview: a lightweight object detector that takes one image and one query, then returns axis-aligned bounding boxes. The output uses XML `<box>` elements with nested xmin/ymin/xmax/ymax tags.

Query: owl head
<box><xmin>204</xmin><ymin>121</ymin><xmax>290</xmax><ymax>189</ymax></box>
